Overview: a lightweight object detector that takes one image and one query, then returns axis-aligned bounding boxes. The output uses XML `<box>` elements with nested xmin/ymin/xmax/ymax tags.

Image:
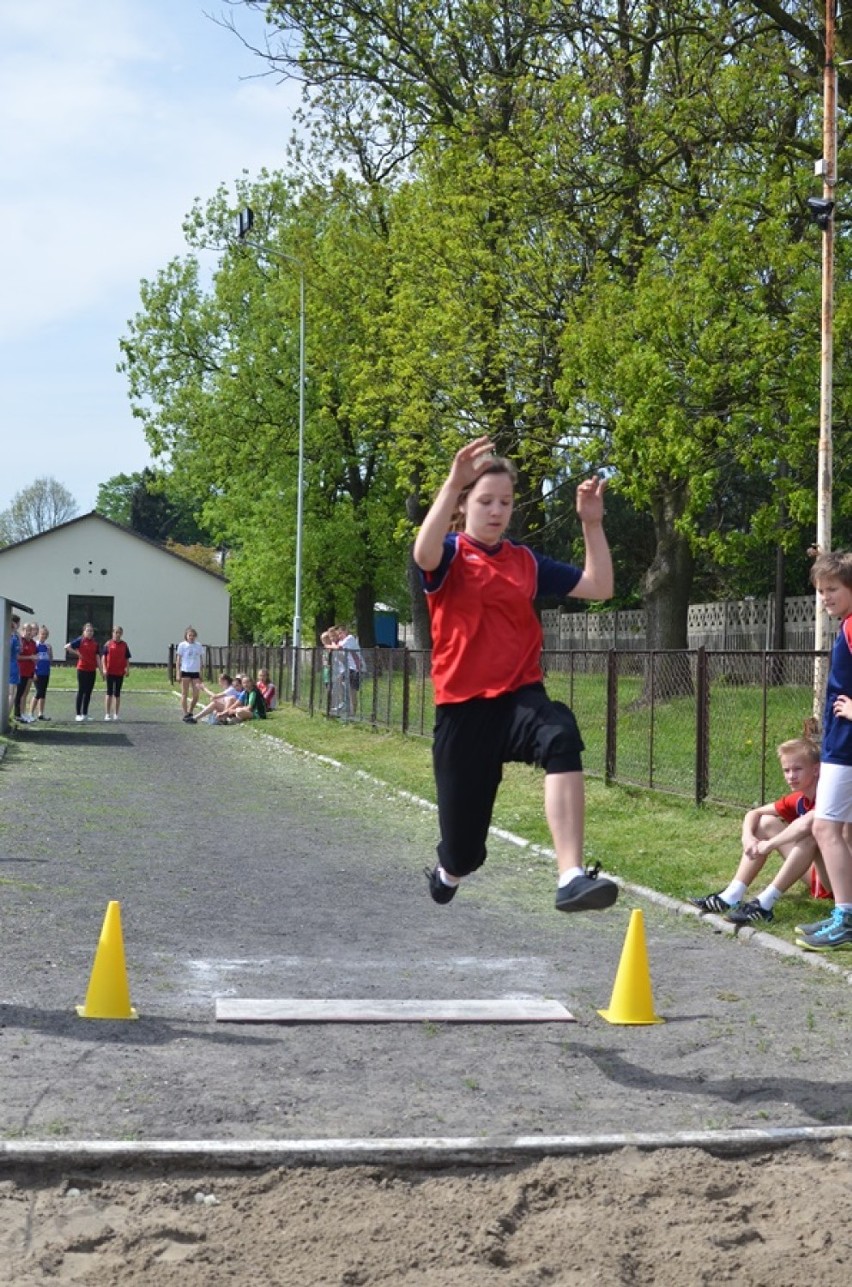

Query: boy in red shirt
<box><xmin>690</xmin><ymin>737</ymin><xmax>830</xmax><ymax>924</ymax></box>
<box><xmin>414</xmin><ymin>435</ymin><xmax>618</xmax><ymax>914</ymax></box>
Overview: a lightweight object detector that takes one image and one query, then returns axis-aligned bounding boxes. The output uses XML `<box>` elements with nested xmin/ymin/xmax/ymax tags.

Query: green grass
<box><xmin>328</xmin><ymin>663</ymin><xmax>820</xmax><ymax>808</ymax></box>
<box><xmin>41</xmin><ymin>666</ymin><xmax>173</xmax><ymax>693</ymax></box>
<box><xmin>257</xmin><ymin>705</ymin><xmax>830</xmax><ymax>948</ymax></box>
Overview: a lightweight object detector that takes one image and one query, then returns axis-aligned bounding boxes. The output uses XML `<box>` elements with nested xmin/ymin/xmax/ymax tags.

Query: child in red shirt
<box><xmin>101</xmin><ymin>626</ymin><xmax>131</xmax><ymax>721</ymax></box>
<box><xmin>65</xmin><ymin>623</ymin><xmax>100</xmax><ymax>722</ymax></box>
<box><xmin>14</xmin><ymin>621</ymin><xmax>37</xmax><ymax>723</ymax></box>
<box><xmin>690</xmin><ymin>736</ymin><xmax>829</xmax><ymax>924</ymax></box>
<box><xmin>413</xmin><ymin>435</ymin><xmax>618</xmax><ymax>915</ymax></box>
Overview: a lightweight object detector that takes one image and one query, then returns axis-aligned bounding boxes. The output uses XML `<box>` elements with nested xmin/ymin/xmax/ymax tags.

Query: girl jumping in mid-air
<box><xmin>413</xmin><ymin>435</ymin><xmax>619</xmax><ymax>915</ymax></box>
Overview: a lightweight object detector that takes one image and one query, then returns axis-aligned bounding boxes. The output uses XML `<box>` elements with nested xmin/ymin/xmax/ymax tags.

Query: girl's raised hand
<box><xmin>448</xmin><ymin>436</ymin><xmax>496</xmax><ymax>491</ymax></box>
<box><xmin>576</xmin><ymin>475</ymin><xmax>607</xmax><ymax>524</ymax></box>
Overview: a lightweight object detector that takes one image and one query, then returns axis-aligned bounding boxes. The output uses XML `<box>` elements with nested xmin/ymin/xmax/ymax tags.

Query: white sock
<box><xmin>438</xmin><ymin>866</ymin><xmax>460</xmax><ymax>887</ymax></box>
<box><xmin>758</xmin><ymin>885</ymin><xmax>782</xmax><ymax>911</ymax></box>
<box><xmin>557</xmin><ymin>867</ymin><xmax>585</xmax><ymax>888</ymax></box>
<box><xmin>721</xmin><ymin>880</ymin><xmax>748</xmax><ymax>905</ymax></box>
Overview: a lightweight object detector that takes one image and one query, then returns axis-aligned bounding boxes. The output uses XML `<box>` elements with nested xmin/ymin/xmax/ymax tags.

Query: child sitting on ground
<box><xmin>690</xmin><ymin>735</ymin><xmax>831</xmax><ymax>925</ymax></box>
<box><xmin>257</xmin><ymin>668</ymin><xmax>277</xmax><ymax>711</ymax></box>
<box><xmin>191</xmin><ymin>674</ymin><xmax>243</xmax><ymax>723</ymax></box>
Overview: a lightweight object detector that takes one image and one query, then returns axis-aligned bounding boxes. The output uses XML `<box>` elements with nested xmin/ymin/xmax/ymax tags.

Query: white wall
<box><xmin>0</xmin><ymin>516</ymin><xmax>230</xmax><ymax>663</ymax></box>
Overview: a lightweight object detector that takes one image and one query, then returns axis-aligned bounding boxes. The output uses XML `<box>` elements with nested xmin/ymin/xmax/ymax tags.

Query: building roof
<box><xmin>0</xmin><ymin>511</ymin><xmax>227</xmax><ymax>584</ymax></box>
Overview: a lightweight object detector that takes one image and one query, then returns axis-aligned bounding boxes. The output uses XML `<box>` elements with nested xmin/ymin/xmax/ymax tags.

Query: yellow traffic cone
<box><xmin>76</xmin><ymin>900</ymin><xmax>138</xmax><ymax>1020</ymax></box>
<box><xmin>598</xmin><ymin>908</ymin><xmax>664</xmax><ymax>1025</ymax></box>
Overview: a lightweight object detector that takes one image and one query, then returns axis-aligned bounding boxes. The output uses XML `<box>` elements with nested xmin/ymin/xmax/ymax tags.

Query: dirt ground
<box><xmin>1</xmin><ymin>694</ymin><xmax>851</xmax><ymax>1284</ymax></box>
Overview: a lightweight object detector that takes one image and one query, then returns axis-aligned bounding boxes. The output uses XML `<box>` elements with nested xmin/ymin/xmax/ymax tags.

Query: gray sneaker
<box><xmin>555</xmin><ymin>863</ymin><xmax>618</xmax><ymax>913</ymax></box>
<box><xmin>795</xmin><ymin>909</ymin><xmax>852</xmax><ymax>952</ymax></box>
<box><xmin>794</xmin><ymin>913</ymin><xmax>835</xmax><ymax>937</ymax></box>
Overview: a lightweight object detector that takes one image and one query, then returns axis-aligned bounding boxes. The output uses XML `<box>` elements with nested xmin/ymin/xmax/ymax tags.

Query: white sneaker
<box><xmin>112</xmin><ymin>714</ymin><xmax>120</xmax><ymax>721</ymax></box>
<box><xmin>105</xmin><ymin>714</ymin><xmax>112</xmax><ymax>721</ymax></box>
<box><xmin>84</xmin><ymin>715</ymin><xmax>92</xmax><ymax>722</ymax></box>
<box><xmin>75</xmin><ymin>714</ymin><xmax>85</xmax><ymax>723</ymax></box>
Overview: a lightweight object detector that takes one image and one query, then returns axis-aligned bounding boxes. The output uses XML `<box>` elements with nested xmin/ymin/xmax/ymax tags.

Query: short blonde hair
<box><xmin>777</xmin><ymin>737</ymin><xmax>820</xmax><ymax>764</ymax></box>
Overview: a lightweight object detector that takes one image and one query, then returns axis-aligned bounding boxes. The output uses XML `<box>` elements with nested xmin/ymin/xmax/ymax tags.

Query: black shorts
<box><xmin>432</xmin><ymin>683</ymin><xmax>584</xmax><ymax>878</ymax></box>
<box><xmin>106</xmin><ymin>675</ymin><xmax>125</xmax><ymax>697</ymax></box>
<box><xmin>181</xmin><ymin>671</ymin><xmax>201</xmax><ymax>680</ymax></box>
<box><xmin>349</xmin><ymin>672</ymin><xmax>361</xmax><ymax>691</ymax></box>
<box><xmin>33</xmin><ymin>674</ymin><xmax>50</xmax><ymax>699</ymax></box>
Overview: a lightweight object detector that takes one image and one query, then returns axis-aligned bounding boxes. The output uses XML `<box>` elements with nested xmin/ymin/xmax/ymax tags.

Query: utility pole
<box><xmin>237</xmin><ymin>207</ymin><xmax>307</xmax><ymax>701</ymax></box>
<box><xmin>812</xmin><ymin>0</ymin><xmax>836</xmax><ymax>715</ymax></box>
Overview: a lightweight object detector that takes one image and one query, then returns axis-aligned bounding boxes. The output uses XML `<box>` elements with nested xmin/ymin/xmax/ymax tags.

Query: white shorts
<box><xmin>814</xmin><ymin>762</ymin><xmax>852</xmax><ymax>822</ymax></box>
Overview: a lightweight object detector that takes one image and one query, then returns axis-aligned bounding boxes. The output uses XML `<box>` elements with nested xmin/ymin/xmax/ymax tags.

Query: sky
<box><xmin>0</xmin><ymin>0</ymin><xmax>302</xmax><ymax>516</ymax></box>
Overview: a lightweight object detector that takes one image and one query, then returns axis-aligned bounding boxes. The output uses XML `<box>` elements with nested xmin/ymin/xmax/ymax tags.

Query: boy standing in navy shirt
<box><xmin>797</xmin><ymin>551</ymin><xmax>852</xmax><ymax>950</ymax></box>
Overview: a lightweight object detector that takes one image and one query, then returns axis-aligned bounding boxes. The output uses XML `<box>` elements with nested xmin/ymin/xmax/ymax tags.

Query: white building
<box><xmin>0</xmin><ymin>513</ymin><xmax>230</xmax><ymax>664</ymax></box>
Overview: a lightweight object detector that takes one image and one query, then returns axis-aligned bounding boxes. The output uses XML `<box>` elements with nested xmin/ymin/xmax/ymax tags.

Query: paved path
<box><xmin>1</xmin><ymin>694</ymin><xmax>851</xmax><ymax>1142</ymax></box>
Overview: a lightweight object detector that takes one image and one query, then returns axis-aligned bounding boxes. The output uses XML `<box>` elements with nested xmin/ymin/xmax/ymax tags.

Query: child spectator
<box><xmin>101</xmin><ymin>626</ymin><xmax>131</xmax><ymax>721</ymax></box>
<box><xmin>192</xmin><ymin>674</ymin><xmax>243</xmax><ymax>723</ymax></box>
<box><xmin>257</xmin><ymin>668</ymin><xmax>277</xmax><ymax>711</ymax></box>
<box><xmin>690</xmin><ymin>737</ymin><xmax>830</xmax><ymax>925</ymax></box>
<box><xmin>65</xmin><ymin>623</ymin><xmax>100</xmax><ymax>722</ymax></box>
<box><xmin>175</xmin><ymin>627</ymin><xmax>204</xmax><ymax>722</ymax></box>
<box><xmin>320</xmin><ymin>627</ymin><xmax>345</xmax><ymax>712</ymax></box>
<box><xmin>339</xmin><ymin>626</ymin><xmax>363</xmax><ymax>717</ymax></box>
<box><xmin>796</xmin><ymin>552</ymin><xmax>852</xmax><ymax>951</ymax></box>
<box><xmin>29</xmin><ymin>625</ymin><xmax>54</xmax><ymax>721</ymax></box>
<box><xmin>229</xmin><ymin>675</ymin><xmax>266</xmax><ymax>722</ymax></box>
<box><xmin>413</xmin><ymin>435</ymin><xmax>618</xmax><ymax>914</ymax></box>
<box><xmin>14</xmin><ymin>621</ymin><xmax>37</xmax><ymax>723</ymax></box>
<box><xmin>8</xmin><ymin>613</ymin><xmax>20</xmax><ymax>711</ymax></box>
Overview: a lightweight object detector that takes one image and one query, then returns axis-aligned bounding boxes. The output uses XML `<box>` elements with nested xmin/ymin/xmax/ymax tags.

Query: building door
<box><xmin>66</xmin><ymin>595</ymin><xmax>114</xmax><ymax>646</ymax></box>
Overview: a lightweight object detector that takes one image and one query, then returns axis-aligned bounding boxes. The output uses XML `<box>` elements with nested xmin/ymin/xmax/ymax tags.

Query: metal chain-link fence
<box><xmin>195</xmin><ymin>644</ymin><xmax>828</xmax><ymax>810</ymax></box>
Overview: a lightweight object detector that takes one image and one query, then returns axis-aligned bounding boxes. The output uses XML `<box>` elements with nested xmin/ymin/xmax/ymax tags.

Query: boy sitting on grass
<box><xmin>690</xmin><ymin>735</ymin><xmax>830</xmax><ymax>925</ymax></box>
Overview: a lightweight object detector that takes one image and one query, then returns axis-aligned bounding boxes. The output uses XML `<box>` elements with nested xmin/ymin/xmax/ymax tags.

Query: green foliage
<box><xmin>120</xmin><ymin>175</ymin><xmax>411</xmax><ymax>644</ymax></box>
<box><xmin>118</xmin><ymin>0</ymin><xmax>852</xmax><ymax>643</ymax></box>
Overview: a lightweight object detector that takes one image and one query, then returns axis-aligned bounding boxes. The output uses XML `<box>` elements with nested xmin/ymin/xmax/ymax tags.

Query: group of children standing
<box><xmin>8</xmin><ymin>616</ymin><xmax>53</xmax><ymax>723</ymax></box>
<box><xmin>7</xmin><ymin>616</ymin><xmax>132</xmax><ymax>724</ymax></box>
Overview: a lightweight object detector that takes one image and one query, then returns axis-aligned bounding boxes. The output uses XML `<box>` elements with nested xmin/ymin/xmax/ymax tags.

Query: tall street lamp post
<box><xmin>237</xmin><ymin>207</ymin><xmax>306</xmax><ymax>693</ymax></box>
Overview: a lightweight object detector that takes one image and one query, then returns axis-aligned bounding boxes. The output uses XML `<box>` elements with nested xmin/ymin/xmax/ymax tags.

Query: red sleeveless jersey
<box><xmin>421</xmin><ymin>533</ymin><xmax>581</xmax><ymax>704</ymax></box>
